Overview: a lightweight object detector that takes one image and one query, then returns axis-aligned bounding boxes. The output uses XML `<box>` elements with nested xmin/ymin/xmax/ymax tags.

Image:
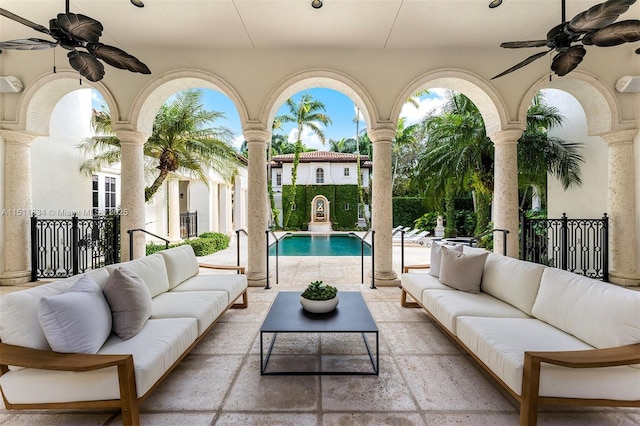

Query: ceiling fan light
<box><xmin>311</xmin><ymin>0</ymin><xmax>323</xmax><ymax>9</ymax></box>
<box><xmin>489</xmin><ymin>0</ymin><xmax>503</xmax><ymax>8</ymax></box>
<box><xmin>130</xmin><ymin>0</ymin><xmax>144</xmax><ymax>7</ymax></box>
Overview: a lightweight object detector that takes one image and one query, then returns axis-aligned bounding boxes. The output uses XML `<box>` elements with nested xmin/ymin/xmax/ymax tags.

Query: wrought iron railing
<box><xmin>520</xmin><ymin>213</ymin><xmax>608</xmax><ymax>281</ymax></box>
<box><xmin>30</xmin><ymin>213</ymin><xmax>120</xmax><ymax>281</ymax></box>
<box><xmin>235</xmin><ymin>228</ymin><xmax>248</xmax><ymax>272</ymax></box>
<box><xmin>350</xmin><ymin>230</ymin><xmax>375</xmax><ymax>288</ymax></box>
<box><xmin>180</xmin><ymin>211</ymin><xmax>197</xmax><ymax>239</ymax></box>
<box><xmin>266</xmin><ymin>230</ymin><xmax>290</xmax><ymax>289</ymax></box>
<box><xmin>127</xmin><ymin>228</ymin><xmax>169</xmax><ymax>260</ymax></box>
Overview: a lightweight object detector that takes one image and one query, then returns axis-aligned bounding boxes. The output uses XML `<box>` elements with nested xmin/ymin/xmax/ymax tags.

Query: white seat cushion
<box><xmin>170</xmin><ymin>273</ymin><xmax>247</xmax><ymax>303</ymax></box>
<box><xmin>423</xmin><ymin>289</ymin><xmax>529</xmax><ymax>334</ymax></box>
<box><xmin>0</xmin><ymin>318</ymin><xmax>197</xmax><ymax>404</ymax></box>
<box><xmin>151</xmin><ymin>291</ymin><xmax>229</xmax><ymax>335</ymax></box>
<box><xmin>401</xmin><ymin>272</ymin><xmax>453</xmax><ymax>303</ymax></box>
<box><xmin>532</xmin><ymin>268</ymin><xmax>640</xmax><ymax>349</ymax></box>
<box><xmin>456</xmin><ymin>316</ymin><xmax>640</xmax><ymax>400</ymax></box>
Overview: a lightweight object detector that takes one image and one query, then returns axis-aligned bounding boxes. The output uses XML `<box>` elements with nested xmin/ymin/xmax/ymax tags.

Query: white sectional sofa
<box><xmin>401</xmin><ymin>245</ymin><xmax>640</xmax><ymax>426</ymax></box>
<box><xmin>0</xmin><ymin>245</ymin><xmax>247</xmax><ymax>426</ymax></box>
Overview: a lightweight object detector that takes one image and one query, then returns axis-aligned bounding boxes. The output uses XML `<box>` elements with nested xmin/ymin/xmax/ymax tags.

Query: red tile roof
<box><xmin>272</xmin><ymin>151</ymin><xmax>370</xmax><ymax>166</ymax></box>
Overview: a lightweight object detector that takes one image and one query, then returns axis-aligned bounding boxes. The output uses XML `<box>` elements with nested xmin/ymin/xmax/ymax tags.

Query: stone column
<box><xmin>601</xmin><ymin>128</ymin><xmax>639</xmax><ymax>286</ymax></box>
<box><xmin>116</xmin><ymin>129</ymin><xmax>148</xmax><ymax>261</ymax></box>
<box><xmin>369</xmin><ymin>124</ymin><xmax>398</xmax><ymax>286</ymax></box>
<box><xmin>0</xmin><ymin>130</ymin><xmax>37</xmax><ymax>285</ymax></box>
<box><xmin>489</xmin><ymin>128</ymin><xmax>523</xmax><ymax>258</ymax></box>
<box><xmin>168</xmin><ymin>179</ymin><xmax>180</xmax><ymax>241</ymax></box>
<box><xmin>219</xmin><ymin>184</ymin><xmax>232</xmax><ymax>235</ymax></box>
<box><xmin>209</xmin><ymin>183</ymin><xmax>219</xmax><ymax>232</ymax></box>
<box><xmin>243</xmin><ymin>124</ymin><xmax>270</xmax><ymax>286</ymax></box>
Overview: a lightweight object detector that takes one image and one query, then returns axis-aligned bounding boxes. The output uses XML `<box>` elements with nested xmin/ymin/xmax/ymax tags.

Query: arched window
<box><xmin>316</xmin><ymin>167</ymin><xmax>324</xmax><ymax>184</ymax></box>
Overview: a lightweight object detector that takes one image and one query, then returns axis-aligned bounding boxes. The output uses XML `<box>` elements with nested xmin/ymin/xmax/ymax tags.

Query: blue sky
<box><xmin>93</xmin><ymin>87</ymin><xmax>449</xmax><ymax>150</ymax></box>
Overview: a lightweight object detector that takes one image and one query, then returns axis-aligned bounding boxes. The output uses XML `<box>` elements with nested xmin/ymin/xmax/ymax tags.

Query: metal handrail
<box><xmin>472</xmin><ymin>228</ymin><xmax>510</xmax><ymax>254</ymax></box>
<box><xmin>392</xmin><ymin>228</ymin><xmax>405</xmax><ymax>274</ymax></box>
<box><xmin>127</xmin><ymin>228</ymin><xmax>169</xmax><ymax>260</ymax></box>
<box><xmin>235</xmin><ymin>228</ymin><xmax>248</xmax><ymax>272</ymax></box>
<box><xmin>266</xmin><ymin>230</ymin><xmax>291</xmax><ymax>289</ymax></box>
<box><xmin>352</xmin><ymin>230</ymin><xmax>375</xmax><ymax>289</ymax></box>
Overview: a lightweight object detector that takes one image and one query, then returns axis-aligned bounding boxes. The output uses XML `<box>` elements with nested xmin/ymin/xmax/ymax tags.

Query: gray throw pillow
<box><xmin>429</xmin><ymin>242</ymin><xmax>464</xmax><ymax>278</ymax></box>
<box><xmin>103</xmin><ymin>267</ymin><xmax>152</xmax><ymax>340</ymax></box>
<box><xmin>38</xmin><ymin>275</ymin><xmax>112</xmax><ymax>354</ymax></box>
<box><xmin>438</xmin><ymin>246</ymin><xmax>489</xmax><ymax>292</ymax></box>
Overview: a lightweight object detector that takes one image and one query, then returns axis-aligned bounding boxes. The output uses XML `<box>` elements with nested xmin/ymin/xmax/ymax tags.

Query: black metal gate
<box><xmin>520</xmin><ymin>213</ymin><xmax>608</xmax><ymax>281</ymax></box>
<box><xmin>31</xmin><ymin>214</ymin><xmax>120</xmax><ymax>281</ymax></box>
<box><xmin>180</xmin><ymin>211</ymin><xmax>197</xmax><ymax>239</ymax></box>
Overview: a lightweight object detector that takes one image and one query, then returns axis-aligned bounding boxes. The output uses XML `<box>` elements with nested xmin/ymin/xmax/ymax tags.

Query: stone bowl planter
<box><xmin>300</xmin><ymin>296</ymin><xmax>339</xmax><ymax>313</ymax></box>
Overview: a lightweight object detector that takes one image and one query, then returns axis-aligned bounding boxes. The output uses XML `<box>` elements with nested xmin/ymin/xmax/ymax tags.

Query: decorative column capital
<box><xmin>242</xmin><ymin>122</ymin><xmax>270</xmax><ymax>144</ymax></box>
<box><xmin>113</xmin><ymin>129</ymin><xmax>149</xmax><ymax>145</ymax></box>
<box><xmin>0</xmin><ymin>129</ymin><xmax>38</xmax><ymax>146</ymax></box>
<box><xmin>368</xmin><ymin>123</ymin><xmax>397</xmax><ymax>143</ymax></box>
<box><xmin>489</xmin><ymin>128</ymin><xmax>524</xmax><ymax>145</ymax></box>
<box><xmin>600</xmin><ymin>128</ymin><xmax>637</xmax><ymax>146</ymax></box>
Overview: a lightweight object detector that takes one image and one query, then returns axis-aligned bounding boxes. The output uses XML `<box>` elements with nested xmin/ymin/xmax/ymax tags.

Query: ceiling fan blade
<box><xmin>0</xmin><ymin>38</ymin><xmax>58</xmax><ymax>50</ymax></box>
<box><xmin>67</xmin><ymin>50</ymin><xmax>105</xmax><ymax>82</ymax></box>
<box><xmin>551</xmin><ymin>46</ymin><xmax>587</xmax><ymax>76</ymax></box>
<box><xmin>87</xmin><ymin>43</ymin><xmax>151</xmax><ymax>74</ymax></box>
<box><xmin>582</xmin><ymin>19</ymin><xmax>640</xmax><ymax>46</ymax></box>
<box><xmin>491</xmin><ymin>50</ymin><xmax>551</xmax><ymax>79</ymax></box>
<box><xmin>56</xmin><ymin>13</ymin><xmax>103</xmax><ymax>44</ymax></box>
<box><xmin>0</xmin><ymin>8</ymin><xmax>52</xmax><ymax>35</ymax></box>
<box><xmin>569</xmin><ymin>0</ymin><xmax>636</xmax><ymax>33</ymax></box>
<box><xmin>500</xmin><ymin>40</ymin><xmax>549</xmax><ymax>48</ymax></box>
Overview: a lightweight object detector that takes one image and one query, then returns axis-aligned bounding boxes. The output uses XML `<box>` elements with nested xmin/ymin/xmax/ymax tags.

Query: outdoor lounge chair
<box><xmin>405</xmin><ymin>230</ymin><xmax>430</xmax><ymax>244</ymax></box>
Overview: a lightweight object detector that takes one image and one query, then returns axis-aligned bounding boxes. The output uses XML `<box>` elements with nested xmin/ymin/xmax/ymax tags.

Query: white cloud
<box><xmin>400</xmin><ymin>88</ymin><xmax>450</xmax><ymax>124</ymax></box>
<box><xmin>287</xmin><ymin>125</ymin><xmax>326</xmax><ymax>150</ymax></box>
<box><xmin>232</xmin><ymin>134</ymin><xmax>245</xmax><ymax>150</ymax></box>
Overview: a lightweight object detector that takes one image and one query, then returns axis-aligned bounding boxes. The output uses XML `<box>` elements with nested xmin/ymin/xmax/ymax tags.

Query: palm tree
<box><xmin>275</xmin><ymin>93</ymin><xmax>332</xmax><ymax>228</ymax></box>
<box><xmin>414</xmin><ymin>91</ymin><xmax>583</xmax><ymax>236</ymax></box>
<box><xmin>518</xmin><ymin>93</ymin><xmax>583</xmax><ymax>208</ymax></box>
<box><xmin>79</xmin><ymin>89</ymin><xmax>241</xmax><ymax>202</ymax></box>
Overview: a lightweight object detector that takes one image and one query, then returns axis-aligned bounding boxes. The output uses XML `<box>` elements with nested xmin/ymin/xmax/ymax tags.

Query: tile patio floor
<box><xmin>1</xmin><ymin>236</ymin><xmax>639</xmax><ymax>425</ymax></box>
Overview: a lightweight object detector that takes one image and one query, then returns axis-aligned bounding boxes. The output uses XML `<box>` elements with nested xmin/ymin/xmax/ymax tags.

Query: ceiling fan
<box><xmin>0</xmin><ymin>0</ymin><xmax>150</xmax><ymax>82</ymax></box>
<box><xmin>492</xmin><ymin>0</ymin><xmax>640</xmax><ymax>79</ymax></box>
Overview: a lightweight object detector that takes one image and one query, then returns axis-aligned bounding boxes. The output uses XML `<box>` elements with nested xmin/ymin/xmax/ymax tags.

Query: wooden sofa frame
<box><xmin>0</xmin><ymin>264</ymin><xmax>248</xmax><ymax>426</ymax></box>
<box><xmin>400</xmin><ymin>264</ymin><xmax>640</xmax><ymax>426</ymax></box>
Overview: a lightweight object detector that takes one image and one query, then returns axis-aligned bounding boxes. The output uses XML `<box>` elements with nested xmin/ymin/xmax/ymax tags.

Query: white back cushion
<box><xmin>107</xmin><ymin>253</ymin><xmax>169</xmax><ymax>298</ymax></box>
<box><xmin>481</xmin><ymin>253</ymin><xmax>545</xmax><ymax>315</ymax></box>
<box><xmin>532</xmin><ymin>268</ymin><xmax>640</xmax><ymax>348</ymax></box>
<box><xmin>0</xmin><ymin>269</ymin><xmax>109</xmax><ymax>350</ymax></box>
<box><xmin>159</xmin><ymin>245</ymin><xmax>200</xmax><ymax>289</ymax></box>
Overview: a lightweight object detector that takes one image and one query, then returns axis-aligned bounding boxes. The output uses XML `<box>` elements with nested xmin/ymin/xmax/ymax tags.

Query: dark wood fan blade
<box><xmin>491</xmin><ymin>50</ymin><xmax>550</xmax><ymax>79</ymax></box>
<box><xmin>551</xmin><ymin>46</ymin><xmax>586</xmax><ymax>76</ymax></box>
<box><xmin>67</xmin><ymin>50</ymin><xmax>105</xmax><ymax>82</ymax></box>
<box><xmin>0</xmin><ymin>8</ymin><xmax>52</xmax><ymax>35</ymax></box>
<box><xmin>500</xmin><ymin>40</ymin><xmax>549</xmax><ymax>48</ymax></box>
<box><xmin>0</xmin><ymin>38</ymin><xmax>58</xmax><ymax>50</ymax></box>
<box><xmin>582</xmin><ymin>20</ymin><xmax>640</xmax><ymax>46</ymax></box>
<box><xmin>56</xmin><ymin>13</ymin><xmax>103</xmax><ymax>44</ymax></box>
<box><xmin>569</xmin><ymin>0</ymin><xmax>636</xmax><ymax>33</ymax></box>
<box><xmin>87</xmin><ymin>43</ymin><xmax>151</xmax><ymax>74</ymax></box>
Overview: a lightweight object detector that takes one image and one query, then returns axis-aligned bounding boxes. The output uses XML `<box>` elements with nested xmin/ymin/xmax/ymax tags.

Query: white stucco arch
<box><xmin>4</xmin><ymin>71</ymin><xmax>117</xmax><ymax>135</ymax></box>
<box><xmin>392</xmin><ymin>68</ymin><xmax>511</xmax><ymax>135</ymax></box>
<box><xmin>518</xmin><ymin>71</ymin><xmax>631</xmax><ymax>135</ymax></box>
<box><xmin>260</xmin><ymin>69</ymin><xmax>378</xmax><ymax>131</ymax></box>
<box><xmin>129</xmin><ymin>69</ymin><xmax>249</xmax><ymax>136</ymax></box>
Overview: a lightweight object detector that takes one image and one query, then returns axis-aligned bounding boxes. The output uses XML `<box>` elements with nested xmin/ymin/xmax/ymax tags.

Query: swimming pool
<box><xmin>269</xmin><ymin>234</ymin><xmax>371</xmax><ymax>256</ymax></box>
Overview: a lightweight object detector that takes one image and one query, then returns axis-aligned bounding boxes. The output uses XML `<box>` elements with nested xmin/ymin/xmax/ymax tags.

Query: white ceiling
<box><xmin>0</xmin><ymin>0</ymin><xmax>638</xmax><ymax>52</ymax></box>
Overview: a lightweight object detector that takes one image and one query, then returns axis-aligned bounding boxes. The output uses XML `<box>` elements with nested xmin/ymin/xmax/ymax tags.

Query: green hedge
<box><xmin>145</xmin><ymin>232</ymin><xmax>230</xmax><ymax>257</ymax></box>
<box><xmin>392</xmin><ymin>197</ymin><xmax>425</xmax><ymax>228</ymax></box>
<box><xmin>281</xmin><ymin>184</ymin><xmax>365</xmax><ymax>231</ymax></box>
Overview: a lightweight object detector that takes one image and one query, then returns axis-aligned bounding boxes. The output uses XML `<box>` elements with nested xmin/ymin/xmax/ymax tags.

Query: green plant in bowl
<box><xmin>301</xmin><ymin>280</ymin><xmax>338</xmax><ymax>300</ymax></box>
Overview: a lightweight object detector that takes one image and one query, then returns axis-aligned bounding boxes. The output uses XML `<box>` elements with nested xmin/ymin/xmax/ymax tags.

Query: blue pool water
<box><xmin>270</xmin><ymin>234</ymin><xmax>371</xmax><ymax>256</ymax></box>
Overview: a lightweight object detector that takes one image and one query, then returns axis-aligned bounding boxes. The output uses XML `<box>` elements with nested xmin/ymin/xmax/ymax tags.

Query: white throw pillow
<box><xmin>38</xmin><ymin>275</ymin><xmax>112</xmax><ymax>354</ymax></box>
<box><xmin>438</xmin><ymin>246</ymin><xmax>489</xmax><ymax>292</ymax></box>
<box><xmin>103</xmin><ymin>267</ymin><xmax>153</xmax><ymax>340</ymax></box>
<box><xmin>429</xmin><ymin>242</ymin><xmax>464</xmax><ymax>278</ymax></box>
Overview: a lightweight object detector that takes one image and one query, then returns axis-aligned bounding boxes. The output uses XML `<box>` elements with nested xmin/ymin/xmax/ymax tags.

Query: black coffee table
<box><xmin>260</xmin><ymin>291</ymin><xmax>379</xmax><ymax>375</ymax></box>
